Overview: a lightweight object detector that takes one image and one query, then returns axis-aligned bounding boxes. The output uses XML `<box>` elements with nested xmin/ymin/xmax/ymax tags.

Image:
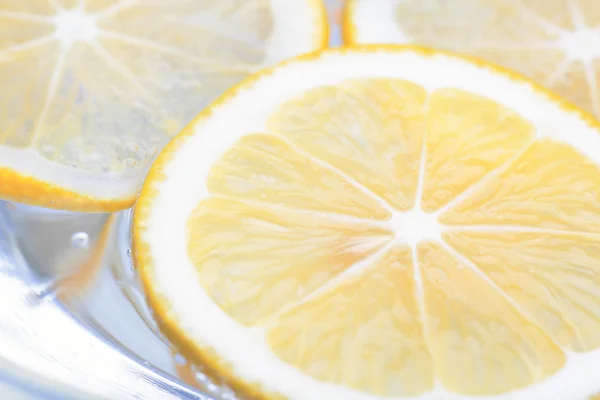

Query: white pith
<box><xmin>139</xmin><ymin>48</ymin><xmax>600</xmax><ymax>400</ymax></box>
<box><xmin>0</xmin><ymin>0</ymin><xmax>324</xmax><ymax>199</ymax></box>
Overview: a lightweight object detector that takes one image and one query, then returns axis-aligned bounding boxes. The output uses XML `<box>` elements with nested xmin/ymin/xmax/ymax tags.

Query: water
<box><xmin>0</xmin><ymin>201</ymin><xmax>235</xmax><ymax>399</ymax></box>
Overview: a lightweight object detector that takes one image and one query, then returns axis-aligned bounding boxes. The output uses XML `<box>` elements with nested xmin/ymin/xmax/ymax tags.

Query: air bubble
<box><xmin>194</xmin><ymin>371</ymin><xmax>209</xmax><ymax>383</ymax></box>
<box><xmin>71</xmin><ymin>232</ymin><xmax>90</xmax><ymax>249</ymax></box>
<box><xmin>173</xmin><ymin>353</ymin><xmax>187</xmax><ymax>365</ymax></box>
<box><xmin>206</xmin><ymin>383</ymin><xmax>219</xmax><ymax>393</ymax></box>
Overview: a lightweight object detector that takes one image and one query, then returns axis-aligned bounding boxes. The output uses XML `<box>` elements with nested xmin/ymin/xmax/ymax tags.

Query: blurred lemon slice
<box><xmin>133</xmin><ymin>46</ymin><xmax>600</xmax><ymax>399</ymax></box>
<box><xmin>343</xmin><ymin>0</ymin><xmax>600</xmax><ymax>120</ymax></box>
<box><xmin>0</xmin><ymin>0</ymin><xmax>327</xmax><ymax>211</ymax></box>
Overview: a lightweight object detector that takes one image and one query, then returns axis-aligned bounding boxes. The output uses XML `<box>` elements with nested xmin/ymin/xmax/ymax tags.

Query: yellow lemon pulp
<box><xmin>343</xmin><ymin>0</ymin><xmax>600</xmax><ymax>119</ymax></box>
<box><xmin>134</xmin><ymin>47</ymin><xmax>600</xmax><ymax>400</ymax></box>
<box><xmin>0</xmin><ymin>0</ymin><xmax>326</xmax><ymax>211</ymax></box>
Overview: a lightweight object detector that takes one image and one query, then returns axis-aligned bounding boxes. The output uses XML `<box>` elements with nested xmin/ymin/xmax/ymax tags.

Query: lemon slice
<box><xmin>133</xmin><ymin>46</ymin><xmax>600</xmax><ymax>399</ymax></box>
<box><xmin>0</xmin><ymin>0</ymin><xmax>327</xmax><ymax>212</ymax></box>
<box><xmin>342</xmin><ymin>0</ymin><xmax>600</xmax><ymax>120</ymax></box>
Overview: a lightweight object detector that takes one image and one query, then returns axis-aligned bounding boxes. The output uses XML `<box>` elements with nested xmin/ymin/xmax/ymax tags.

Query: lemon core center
<box><xmin>391</xmin><ymin>210</ymin><xmax>441</xmax><ymax>246</ymax></box>
<box><xmin>53</xmin><ymin>9</ymin><xmax>98</xmax><ymax>45</ymax></box>
<box><xmin>559</xmin><ymin>28</ymin><xmax>600</xmax><ymax>61</ymax></box>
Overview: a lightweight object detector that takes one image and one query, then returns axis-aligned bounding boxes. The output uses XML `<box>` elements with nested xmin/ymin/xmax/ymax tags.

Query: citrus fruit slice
<box><xmin>133</xmin><ymin>46</ymin><xmax>600</xmax><ymax>399</ymax></box>
<box><xmin>342</xmin><ymin>0</ymin><xmax>600</xmax><ymax>120</ymax></box>
<box><xmin>0</xmin><ymin>0</ymin><xmax>327</xmax><ymax>212</ymax></box>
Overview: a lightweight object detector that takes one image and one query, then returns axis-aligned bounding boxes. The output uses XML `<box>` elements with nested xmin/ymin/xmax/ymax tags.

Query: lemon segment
<box><xmin>188</xmin><ymin>197</ymin><xmax>393</xmax><ymax>326</ymax></box>
<box><xmin>0</xmin><ymin>42</ymin><xmax>59</xmax><ymax>148</ymax></box>
<box><xmin>268</xmin><ymin>78</ymin><xmax>427</xmax><ymax>211</ymax></box>
<box><xmin>0</xmin><ymin>16</ymin><xmax>54</xmax><ymax>52</ymax></box>
<box><xmin>98</xmin><ymin>1</ymin><xmax>273</xmax><ymax>66</ymax></box>
<box><xmin>1</xmin><ymin>1</ymin><xmax>55</xmax><ymax>14</ymax></box>
<box><xmin>266</xmin><ymin>245</ymin><xmax>433</xmax><ymax>397</ymax></box>
<box><xmin>440</xmin><ymin>140</ymin><xmax>600</xmax><ymax>231</ymax></box>
<box><xmin>207</xmin><ymin>134</ymin><xmax>391</xmax><ymax>219</ymax></box>
<box><xmin>418</xmin><ymin>241</ymin><xmax>565</xmax><ymax>395</ymax></box>
<box><xmin>444</xmin><ymin>231</ymin><xmax>600</xmax><ymax>352</ymax></box>
<box><xmin>423</xmin><ymin>89</ymin><xmax>535</xmax><ymax>212</ymax></box>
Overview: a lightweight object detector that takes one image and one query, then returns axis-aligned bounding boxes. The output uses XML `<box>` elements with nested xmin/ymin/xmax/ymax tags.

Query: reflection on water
<box><xmin>5</xmin><ymin>203</ymin><xmax>109</xmax><ymax>297</ymax></box>
<box><xmin>2</xmin><ymin>202</ymin><xmax>234</xmax><ymax>399</ymax></box>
